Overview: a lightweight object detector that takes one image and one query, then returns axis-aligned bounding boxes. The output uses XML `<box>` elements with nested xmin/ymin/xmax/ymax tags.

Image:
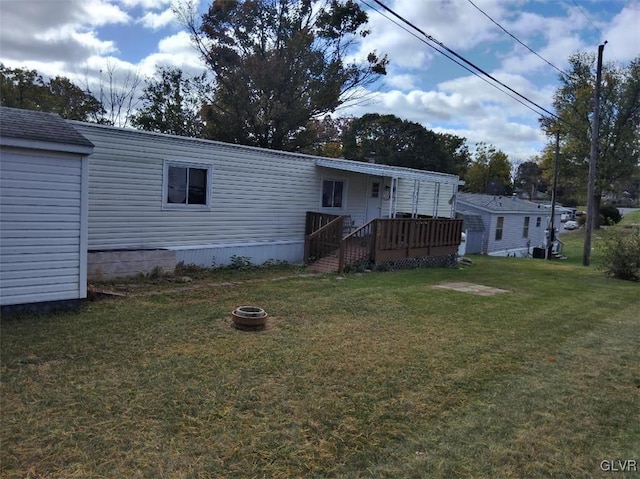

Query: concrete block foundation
<box><xmin>88</xmin><ymin>250</ymin><xmax>176</xmax><ymax>281</ymax></box>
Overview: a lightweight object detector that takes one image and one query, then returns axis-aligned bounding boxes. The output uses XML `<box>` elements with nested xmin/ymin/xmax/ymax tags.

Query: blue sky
<box><xmin>1</xmin><ymin>0</ymin><xmax>638</xmax><ymax>163</ymax></box>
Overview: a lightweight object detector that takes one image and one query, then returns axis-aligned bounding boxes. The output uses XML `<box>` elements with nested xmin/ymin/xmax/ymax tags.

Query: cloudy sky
<box><xmin>0</xmin><ymin>0</ymin><xmax>638</xmax><ymax>162</ymax></box>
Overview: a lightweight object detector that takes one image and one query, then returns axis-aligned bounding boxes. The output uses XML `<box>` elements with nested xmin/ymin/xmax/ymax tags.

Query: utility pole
<box><xmin>583</xmin><ymin>42</ymin><xmax>606</xmax><ymax>267</ymax></box>
<box><xmin>548</xmin><ymin>129</ymin><xmax>560</xmax><ymax>260</ymax></box>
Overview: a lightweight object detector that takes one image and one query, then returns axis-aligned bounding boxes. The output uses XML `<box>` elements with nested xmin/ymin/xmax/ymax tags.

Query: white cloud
<box><xmin>83</xmin><ymin>0</ymin><xmax>131</xmax><ymax>26</ymax></box>
<box><xmin>603</xmin><ymin>3</ymin><xmax>640</xmax><ymax>62</ymax></box>
<box><xmin>119</xmin><ymin>0</ymin><xmax>174</xmax><ymax>9</ymax></box>
<box><xmin>0</xmin><ymin>0</ymin><xmax>128</xmax><ymax>64</ymax></box>
<box><xmin>355</xmin><ymin>0</ymin><xmax>511</xmax><ymax>70</ymax></box>
<box><xmin>385</xmin><ymin>73</ymin><xmax>417</xmax><ymax>90</ymax></box>
<box><xmin>438</xmin><ymin>72</ymin><xmax>553</xmax><ymax>117</ymax></box>
<box><xmin>139</xmin><ymin>8</ymin><xmax>178</xmax><ymax>30</ymax></box>
<box><xmin>389</xmin><ymin>0</ymin><xmax>509</xmax><ymax>50</ymax></box>
<box><xmin>137</xmin><ymin>31</ymin><xmax>205</xmax><ymax>76</ymax></box>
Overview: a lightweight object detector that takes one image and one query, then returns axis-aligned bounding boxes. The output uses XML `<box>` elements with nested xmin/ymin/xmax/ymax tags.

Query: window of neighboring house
<box><xmin>536</xmin><ymin>216</ymin><xmax>541</xmax><ymax>227</ymax></box>
<box><xmin>164</xmin><ymin>161</ymin><xmax>212</xmax><ymax>209</ymax></box>
<box><xmin>322</xmin><ymin>179</ymin><xmax>345</xmax><ymax>208</ymax></box>
<box><xmin>495</xmin><ymin>216</ymin><xmax>504</xmax><ymax>241</ymax></box>
<box><xmin>371</xmin><ymin>182</ymin><xmax>380</xmax><ymax>198</ymax></box>
<box><xmin>523</xmin><ymin>216</ymin><xmax>530</xmax><ymax>238</ymax></box>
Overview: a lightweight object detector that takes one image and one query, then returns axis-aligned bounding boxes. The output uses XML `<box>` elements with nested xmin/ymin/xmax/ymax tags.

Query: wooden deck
<box><xmin>305</xmin><ymin>212</ymin><xmax>463</xmax><ymax>273</ymax></box>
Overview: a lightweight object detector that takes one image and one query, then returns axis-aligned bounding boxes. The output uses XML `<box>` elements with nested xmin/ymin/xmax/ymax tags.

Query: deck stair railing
<box><xmin>338</xmin><ymin>221</ymin><xmax>375</xmax><ymax>272</ymax></box>
<box><xmin>304</xmin><ymin>212</ymin><xmax>345</xmax><ymax>263</ymax></box>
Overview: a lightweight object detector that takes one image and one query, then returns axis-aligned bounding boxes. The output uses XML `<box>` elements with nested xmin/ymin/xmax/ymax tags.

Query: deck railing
<box><xmin>373</xmin><ymin>218</ymin><xmax>463</xmax><ymax>263</ymax></box>
<box><xmin>305</xmin><ymin>212</ymin><xmax>342</xmax><ymax>236</ymax></box>
<box><xmin>304</xmin><ymin>212</ymin><xmax>345</xmax><ymax>263</ymax></box>
<box><xmin>306</xmin><ymin>213</ymin><xmax>463</xmax><ymax>272</ymax></box>
<box><xmin>337</xmin><ymin>217</ymin><xmax>463</xmax><ymax>271</ymax></box>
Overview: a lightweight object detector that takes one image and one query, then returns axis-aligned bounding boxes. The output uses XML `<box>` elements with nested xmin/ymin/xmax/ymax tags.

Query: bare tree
<box><xmin>97</xmin><ymin>61</ymin><xmax>143</xmax><ymax>127</ymax></box>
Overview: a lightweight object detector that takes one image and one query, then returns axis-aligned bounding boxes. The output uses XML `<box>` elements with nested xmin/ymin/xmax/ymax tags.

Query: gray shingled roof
<box><xmin>457</xmin><ymin>192</ymin><xmax>548</xmax><ymax>214</ymax></box>
<box><xmin>0</xmin><ymin>107</ymin><xmax>93</xmax><ymax>148</ymax></box>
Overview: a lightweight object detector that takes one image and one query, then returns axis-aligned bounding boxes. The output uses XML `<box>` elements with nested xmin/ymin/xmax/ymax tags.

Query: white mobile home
<box><xmin>456</xmin><ymin>192</ymin><xmax>562</xmax><ymax>256</ymax></box>
<box><xmin>0</xmin><ymin>107</ymin><xmax>93</xmax><ymax>310</ymax></box>
<box><xmin>71</xmin><ymin>122</ymin><xmax>462</xmax><ymax>279</ymax></box>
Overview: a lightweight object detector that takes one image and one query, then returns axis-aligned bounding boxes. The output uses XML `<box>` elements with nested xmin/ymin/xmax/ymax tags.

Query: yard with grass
<box><xmin>2</xmin><ymin>219</ymin><xmax>639</xmax><ymax>478</ymax></box>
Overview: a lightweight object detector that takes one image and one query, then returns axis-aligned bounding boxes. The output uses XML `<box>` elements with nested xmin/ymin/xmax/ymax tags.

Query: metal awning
<box><xmin>315</xmin><ymin>157</ymin><xmax>462</xmax><ymax>185</ymax></box>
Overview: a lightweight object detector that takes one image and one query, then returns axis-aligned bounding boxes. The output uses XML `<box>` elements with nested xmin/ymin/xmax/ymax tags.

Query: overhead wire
<box><xmin>464</xmin><ymin>0</ymin><xmax>573</xmax><ymax>79</ymax></box>
<box><xmin>570</xmin><ymin>0</ymin><xmax>605</xmax><ymax>42</ymax></box>
<box><xmin>359</xmin><ymin>0</ymin><xmax>553</xmax><ymax>120</ymax></box>
<box><xmin>369</xmin><ymin>0</ymin><xmax>562</xmax><ymax>123</ymax></box>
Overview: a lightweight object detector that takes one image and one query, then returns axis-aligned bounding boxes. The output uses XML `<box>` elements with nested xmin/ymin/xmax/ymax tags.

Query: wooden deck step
<box><xmin>307</xmin><ymin>252</ymin><xmax>340</xmax><ymax>273</ymax></box>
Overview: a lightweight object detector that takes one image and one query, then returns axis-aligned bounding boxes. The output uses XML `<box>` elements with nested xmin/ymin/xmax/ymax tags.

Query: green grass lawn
<box><xmin>2</xmin><ymin>233</ymin><xmax>639</xmax><ymax>478</ymax></box>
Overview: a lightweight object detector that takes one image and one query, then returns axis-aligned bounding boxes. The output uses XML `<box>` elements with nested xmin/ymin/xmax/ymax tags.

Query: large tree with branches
<box><xmin>177</xmin><ymin>0</ymin><xmax>387</xmax><ymax>150</ymax></box>
<box><xmin>540</xmin><ymin>53</ymin><xmax>640</xmax><ymax>217</ymax></box>
<box><xmin>341</xmin><ymin>113</ymin><xmax>470</xmax><ymax>175</ymax></box>
<box><xmin>0</xmin><ymin>64</ymin><xmax>104</xmax><ymax>122</ymax></box>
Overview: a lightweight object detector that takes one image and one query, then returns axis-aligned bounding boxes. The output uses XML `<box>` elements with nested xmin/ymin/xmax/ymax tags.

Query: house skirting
<box><xmin>1</xmin><ymin>298</ymin><xmax>85</xmax><ymax>319</ymax></box>
<box><xmin>87</xmin><ymin>239</ymin><xmax>305</xmax><ymax>280</ymax></box>
<box><xmin>345</xmin><ymin>253</ymin><xmax>458</xmax><ymax>272</ymax></box>
<box><xmin>172</xmin><ymin>239</ymin><xmax>304</xmax><ymax>268</ymax></box>
<box><xmin>88</xmin><ymin>249</ymin><xmax>177</xmax><ymax>281</ymax></box>
<box><xmin>488</xmin><ymin>247</ymin><xmax>532</xmax><ymax>257</ymax></box>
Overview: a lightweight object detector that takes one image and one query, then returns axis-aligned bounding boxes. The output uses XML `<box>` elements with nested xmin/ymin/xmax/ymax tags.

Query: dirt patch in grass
<box><xmin>433</xmin><ymin>281</ymin><xmax>511</xmax><ymax>296</ymax></box>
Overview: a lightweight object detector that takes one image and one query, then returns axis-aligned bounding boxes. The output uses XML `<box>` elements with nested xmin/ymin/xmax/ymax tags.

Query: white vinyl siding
<box><xmin>489</xmin><ymin>213</ymin><xmax>548</xmax><ymax>255</ymax></box>
<box><xmin>75</xmin><ymin>124</ymin><xmax>321</xmax><ymax>250</ymax></box>
<box><xmin>0</xmin><ymin>148</ymin><xmax>87</xmax><ymax>305</ymax></box>
<box><xmin>457</xmin><ymin>199</ymin><xmax>553</xmax><ymax>256</ymax></box>
<box><xmin>395</xmin><ymin>179</ymin><xmax>455</xmax><ymax>219</ymax></box>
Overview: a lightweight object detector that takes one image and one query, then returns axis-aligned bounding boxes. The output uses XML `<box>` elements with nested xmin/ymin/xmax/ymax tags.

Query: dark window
<box><xmin>536</xmin><ymin>216</ymin><xmax>541</xmax><ymax>227</ymax></box>
<box><xmin>322</xmin><ymin>180</ymin><xmax>344</xmax><ymax>208</ymax></box>
<box><xmin>523</xmin><ymin>216</ymin><xmax>530</xmax><ymax>238</ymax></box>
<box><xmin>167</xmin><ymin>166</ymin><xmax>208</xmax><ymax>205</ymax></box>
<box><xmin>371</xmin><ymin>182</ymin><xmax>380</xmax><ymax>198</ymax></box>
<box><xmin>495</xmin><ymin>216</ymin><xmax>504</xmax><ymax>241</ymax></box>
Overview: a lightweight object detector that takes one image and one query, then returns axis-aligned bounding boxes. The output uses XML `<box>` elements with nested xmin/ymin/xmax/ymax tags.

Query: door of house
<box><xmin>365</xmin><ymin>177</ymin><xmax>383</xmax><ymax>223</ymax></box>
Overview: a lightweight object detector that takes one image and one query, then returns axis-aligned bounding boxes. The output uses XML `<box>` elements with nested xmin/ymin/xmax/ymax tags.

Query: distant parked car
<box><xmin>564</xmin><ymin>220</ymin><xmax>579</xmax><ymax>230</ymax></box>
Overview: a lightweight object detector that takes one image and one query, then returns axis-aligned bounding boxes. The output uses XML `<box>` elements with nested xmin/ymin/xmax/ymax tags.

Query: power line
<box><xmin>570</xmin><ymin>0</ymin><xmax>605</xmax><ymax>42</ymax></box>
<box><xmin>370</xmin><ymin>0</ymin><xmax>561</xmax><ymax>122</ymax></box>
<box><xmin>359</xmin><ymin>0</ymin><xmax>558</xmax><ymax>120</ymax></box>
<box><xmin>465</xmin><ymin>0</ymin><xmax>572</xmax><ymax>79</ymax></box>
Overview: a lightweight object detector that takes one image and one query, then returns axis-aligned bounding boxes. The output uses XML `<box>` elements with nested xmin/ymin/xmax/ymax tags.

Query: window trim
<box><xmin>162</xmin><ymin>159</ymin><xmax>213</xmax><ymax>210</ymax></box>
<box><xmin>523</xmin><ymin>216</ymin><xmax>530</xmax><ymax>238</ymax></box>
<box><xmin>320</xmin><ymin>177</ymin><xmax>347</xmax><ymax>210</ymax></box>
<box><xmin>495</xmin><ymin>216</ymin><xmax>504</xmax><ymax>241</ymax></box>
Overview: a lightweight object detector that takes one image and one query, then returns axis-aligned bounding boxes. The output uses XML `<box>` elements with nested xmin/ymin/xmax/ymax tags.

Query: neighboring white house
<box><xmin>456</xmin><ymin>192</ymin><xmax>562</xmax><ymax>256</ymax></box>
<box><xmin>0</xmin><ymin>107</ymin><xmax>93</xmax><ymax>309</ymax></box>
<box><xmin>70</xmin><ymin>122</ymin><xmax>462</xmax><ymax>279</ymax></box>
